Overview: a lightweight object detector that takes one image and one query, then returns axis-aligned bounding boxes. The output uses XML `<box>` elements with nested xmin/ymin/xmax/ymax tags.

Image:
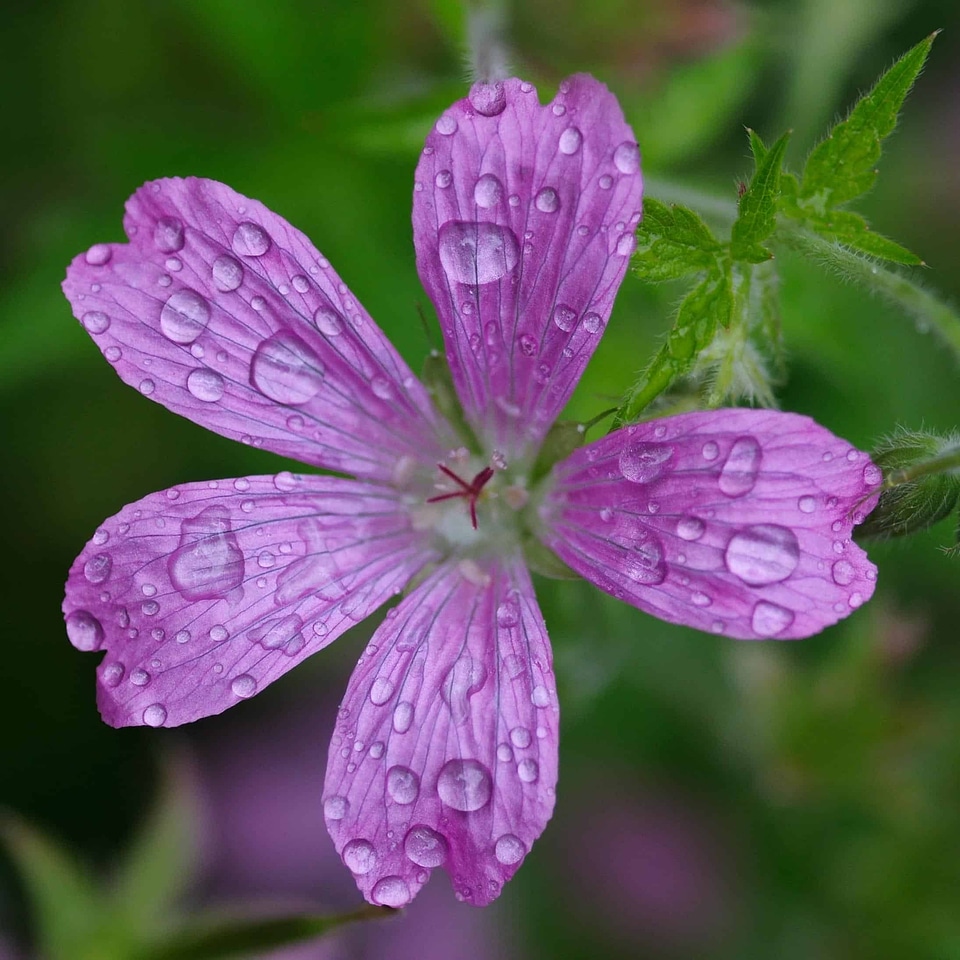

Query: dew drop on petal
<box><xmin>250</xmin><ymin>333</ymin><xmax>324</xmax><ymax>405</ymax></box>
<box><xmin>154</xmin><ymin>217</ymin><xmax>185</xmax><ymax>253</ymax></box>
<box><xmin>718</xmin><ymin>436</ymin><xmax>762</xmax><ymax>497</ymax></box>
<box><xmin>473</xmin><ymin>173</ymin><xmax>503</xmax><ymax>208</ymax></box>
<box><xmin>160</xmin><ymin>289</ymin><xmax>211</xmax><ymax>344</ymax></box>
<box><xmin>613</xmin><ymin>141</ymin><xmax>640</xmax><ymax>174</ymax></box>
<box><xmin>83</xmin><ymin>553</ymin><xmax>112</xmax><ymax>584</ymax></box>
<box><xmin>510</xmin><ymin>726</ymin><xmax>531</xmax><ymax>748</ymax></box>
<box><xmin>143</xmin><ymin>703</ymin><xmax>167</xmax><ymax>727</ymax></box>
<box><xmin>387</xmin><ymin>765</ymin><xmax>420</xmax><ymax>804</ymax></box>
<box><xmin>437</xmin><ymin>758</ymin><xmax>492</xmax><ymax>811</ymax></box>
<box><xmin>676</xmin><ymin>516</ymin><xmax>705</xmax><ymax>541</ymax></box>
<box><xmin>724</xmin><ymin>524</ymin><xmax>800</xmax><ymax>585</ymax></box>
<box><xmin>619</xmin><ymin>442</ymin><xmax>673</xmax><ymax>483</ymax></box>
<box><xmin>393</xmin><ymin>700</ymin><xmax>414</xmax><ymax>733</ymax></box>
<box><xmin>751</xmin><ymin>601</ymin><xmax>795</xmax><ymax>637</ymax></box>
<box><xmin>186</xmin><ymin>368</ymin><xmax>225</xmax><ymax>402</ymax></box>
<box><xmin>404</xmin><ymin>825</ymin><xmax>447</xmax><ymax>867</ymax></box>
<box><xmin>65</xmin><ymin>610</ymin><xmax>104</xmax><ymax>651</ymax></box>
<box><xmin>582</xmin><ymin>312</ymin><xmax>603</xmax><ymax>334</ymax></box>
<box><xmin>518</xmin><ymin>333</ymin><xmax>538</xmax><ymax>356</ymax></box>
<box><xmin>342</xmin><ymin>839</ymin><xmax>377</xmax><ymax>875</ymax></box>
<box><xmin>531</xmin><ymin>685</ymin><xmax>551</xmax><ymax>707</ymax></box>
<box><xmin>435</xmin><ymin>169</ymin><xmax>452</xmax><ymax>189</ymax></box>
<box><xmin>535</xmin><ymin>187</ymin><xmax>560</xmax><ymax>213</ymax></box>
<box><xmin>517</xmin><ymin>758</ymin><xmax>539</xmax><ymax>783</ymax></box>
<box><xmin>849</xmin><ymin>591</ymin><xmax>864</xmax><ymax>608</ymax></box>
<box><xmin>436</xmin><ymin>113</ymin><xmax>458</xmax><ymax>135</ymax></box>
<box><xmin>863</xmin><ymin>463</ymin><xmax>883</xmax><ymax>486</ymax></box>
<box><xmin>832</xmin><ymin>560</ymin><xmax>856</xmax><ymax>586</ymax></box>
<box><xmin>130</xmin><ymin>669</ymin><xmax>150</xmax><ymax>687</ymax></box>
<box><xmin>102</xmin><ymin>662</ymin><xmax>124</xmax><ymax>687</ymax></box>
<box><xmin>211</xmin><ymin>255</ymin><xmax>244</xmax><ymax>291</ymax></box>
<box><xmin>139</xmin><ymin>379</ymin><xmax>155</xmax><ymax>396</ymax></box>
<box><xmin>798</xmin><ymin>495</ymin><xmax>816</xmax><ymax>514</ymax></box>
<box><xmin>559</xmin><ymin>126</ymin><xmax>582</xmax><ymax>155</ymax></box>
<box><xmin>324</xmin><ymin>795</ymin><xmax>349</xmax><ymax>821</ymax></box>
<box><xmin>495</xmin><ymin>834</ymin><xmax>526</xmax><ymax>865</ymax></box>
<box><xmin>438</xmin><ymin>221</ymin><xmax>520</xmax><ymax>285</ymax></box>
<box><xmin>470</xmin><ymin>81</ymin><xmax>506</xmax><ymax>116</ymax></box>
<box><xmin>231</xmin><ymin>221</ymin><xmax>271</xmax><ymax>257</ymax></box>
<box><xmin>231</xmin><ymin>674</ymin><xmax>257</xmax><ymax>698</ymax></box>
<box><xmin>82</xmin><ymin>311</ymin><xmax>110</xmax><ymax>334</ymax></box>
<box><xmin>85</xmin><ymin>243</ymin><xmax>111</xmax><ymax>265</ymax></box>
<box><xmin>598</xmin><ymin>174</ymin><xmax>613</xmax><ymax>190</ymax></box>
<box><xmin>369</xmin><ymin>676</ymin><xmax>395</xmax><ymax>705</ymax></box>
<box><xmin>552</xmin><ymin>304</ymin><xmax>577</xmax><ymax>332</ymax></box>
<box><xmin>372</xmin><ymin>876</ymin><xmax>412</xmax><ymax>908</ymax></box>
<box><xmin>496</xmin><ymin>599</ymin><xmax>519</xmax><ymax>627</ymax></box>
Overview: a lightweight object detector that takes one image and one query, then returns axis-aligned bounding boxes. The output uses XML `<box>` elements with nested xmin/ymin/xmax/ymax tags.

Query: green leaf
<box><xmin>805</xmin><ymin>209</ymin><xmax>922</xmax><ymax>265</ymax></box>
<box><xmin>1</xmin><ymin>816</ymin><xmax>108</xmax><ymax>960</ymax></box>
<box><xmin>730</xmin><ymin>130</ymin><xmax>790</xmax><ymax>263</ymax></box>
<box><xmin>530</xmin><ymin>419</ymin><xmax>584</xmax><ymax>483</ymax></box>
<box><xmin>799</xmin><ymin>32</ymin><xmax>937</xmax><ymax>212</ymax></box>
<box><xmin>615</xmin><ymin>267</ymin><xmax>733</xmax><ymax>422</ymax></box>
<box><xmin>138</xmin><ymin>906</ymin><xmax>393</xmax><ymax>960</ymax></box>
<box><xmin>632</xmin><ymin>197</ymin><xmax>721</xmax><ymax>282</ymax></box>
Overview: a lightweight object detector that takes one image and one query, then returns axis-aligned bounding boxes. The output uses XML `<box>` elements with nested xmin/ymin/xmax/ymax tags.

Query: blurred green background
<box><xmin>1</xmin><ymin>1</ymin><xmax>958</xmax><ymax>958</ymax></box>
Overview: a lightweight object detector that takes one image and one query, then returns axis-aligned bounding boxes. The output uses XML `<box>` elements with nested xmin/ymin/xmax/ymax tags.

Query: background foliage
<box><xmin>1</xmin><ymin>1</ymin><xmax>958</xmax><ymax>958</ymax></box>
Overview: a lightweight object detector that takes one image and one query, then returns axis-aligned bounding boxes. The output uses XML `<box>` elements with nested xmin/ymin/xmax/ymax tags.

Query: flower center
<box><xmin>426</xmin><ymin>463</ymin><xmax>496</xmax><ymax>529</ymax></box>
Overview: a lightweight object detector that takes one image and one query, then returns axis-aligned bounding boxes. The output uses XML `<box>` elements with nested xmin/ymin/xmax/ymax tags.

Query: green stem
<box><xmin>885</xmin><ymin>446</ymin><xmax>960</xmax><ymax>488</ymax></box>
<box><xmin>777</xmin><ymin>227</ymin><xmax>960</xmax><ymax>363</ymax></box>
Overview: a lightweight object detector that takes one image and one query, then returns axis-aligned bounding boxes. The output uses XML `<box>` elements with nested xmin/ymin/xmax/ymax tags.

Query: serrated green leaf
<box><xmin>138</xmin><ymin>906</ymin><xmax>393</xmax><ymax>960</ymax></box>
<box><xmin>748</xmin><ymin>128</ymin><xmax>768</xmax><ymax>164</ymax></box>
<box><xmin>632</xmin><ymin>197</ymin><xmax>721</xmax><ymax>282</ymax></box>
<box><xmin>730</xmin><ymin>130</ymin><xmax>790</xmax><ymax>262</ymax></box>
<box><xmin>806</xmin><ymin>209</ymin><xmax>922</xmax><ymax>265</ymax></box>
<box><xmin>799</xmin><ymin>32</ymin><xmax>937</xmax><ymax>212</ymax></box>
<box><xmin>615</xmin><ymin>267</ymin><xmax>733</xmax><ymax>422</ymax></box>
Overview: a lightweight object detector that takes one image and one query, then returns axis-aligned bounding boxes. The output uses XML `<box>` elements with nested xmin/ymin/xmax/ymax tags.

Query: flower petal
<box><xmin>63</xmin><ymin>475</ymin><xmax>438</xmax><ymax>727</ymax></box>
<box><xmin>539</xmin><ymin>409</ymin><xmax>881</xmax><ymax>639</ymax></box>
<box><xmin>63</xmin><ymin>178</ymin><xmax>453</xmax><ymax>482</ymax></box>
<box><xmin>323</xmin><ymin>557</ymin><xmax>558</xmax><ymax>907</ymax></box>
<box><xmin>413</xmin><ymin>76</ymin><xmax>642</xmax><ymax>459</ymax></box>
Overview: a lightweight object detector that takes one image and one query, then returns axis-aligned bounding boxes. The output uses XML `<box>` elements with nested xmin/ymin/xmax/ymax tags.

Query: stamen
<box><xmin>426</xmin><ymin>463</ymin><xmax>495</xmax><ymax>529</ymax></box>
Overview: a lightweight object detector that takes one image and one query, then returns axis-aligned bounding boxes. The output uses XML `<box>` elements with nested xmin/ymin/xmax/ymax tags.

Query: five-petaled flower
<box><xmin>61</xmin><ymin>76</ymin><xmax>881</xmax><ymax>908</ymax></box>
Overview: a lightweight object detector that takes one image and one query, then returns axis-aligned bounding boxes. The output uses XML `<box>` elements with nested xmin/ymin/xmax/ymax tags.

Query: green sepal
<box><xmin>523</xmin><ymin>536</ymin><xmax>581</xmax><ymax>581</ymax></box>
<box><xmin>632</xmin><ymin>197</ymin><xmax>722</xmax><ymax>282</ymax></box>
<box><xmin>530</xmin><ymin>419</ymin><xmax>584</xmax><ymax>484</ymax></box>
<box><xmin>799</xmin><ymin>32</ymin><xmax>937</xmax><ymax>213</ymax></box>
<box><xmin>730</xmin><ymin>130</ymin><xmax>790</xmax><ymax>263</ymax></box>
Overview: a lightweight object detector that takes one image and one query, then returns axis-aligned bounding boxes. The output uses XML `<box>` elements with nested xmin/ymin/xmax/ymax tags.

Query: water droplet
<box><xmin>231</xmin><ymin>674</ymin><xmax>257</xmax><ymax>698</ymax></box>
<box><xmin>324</xmin><ymin>795</ymin><xmax>349</xmax><ymax>820</ymax></box>
<box><xmin>846</xmin><ymin>449</ymin><xmax>859</xmax><ymax>462</ymax></box>
<box><xmin>442</xmin><ymin>656</ymin><xmax>487</xmax><ymax>724</ymax></box>
<box><xmin>130</xmin><ymin>669</ymin><xmax>150</xmax><ymax>687</ymax></box>
<box><xmin>583</xmin><ymin>312</ymin><xmax>602</xmax><ymax>334</ymax></box>
<box><xmin>470</xmin><ymin>81</ymin><xmax>506</xmax><ymax>116</ymax></box>
<box><xmin>436</xmin><ymin>113</ymin><xmax>458</xmax><ymax>135</ymax></box>
<box><xmin>371</xmin><ymin>376</ymin><xmax>393</xmax><ymax>400</ymax></box>
<box><xmin>231</xmin><ymin>221</ymin><xmax>271</xmax><ymax>257</ymax></box>
<box><xmin>83</xmin><ymin>553</ymin><xmax>112</xmax><ymax>584</ymax></box>
<box><xmin>437</xmin><ymin>758</ymin><xmax>492</xmax><ymax>811</ymax></box>
<box><xmin>435</xmin><ymin>169</ymin><xmax>453</xmax><ymax>189</ymax></box>
<box><xmin>186</xmin><ymin>368</ymin><xmax>225</xmax><ymax>402</ymax></box>
<box><xmin>372</xmin><ymin>875</ymin><xmax>411</xmax><ymax>908</ymax></box>
<box><xmin>102</xmin><ymin>662</ymin><xmax>124</xmax><ymax>687</ymax></box>
<box><xmin>387</xmin><ymin>765</ymin><xmax>420</xmax><ymax>804</ymax></box>
<box><xmin>169</xmin><ymin>505</ymin><xmax>244</xmax><ymax>600</ymax></box>
<box><xmin>81</xmin><ymin>311</ymin><xmax>110</xmax><ymax>334</ymax></box>
<box><xmin>863</xmin><ymin>463</ymin><xmax>882</xmax><ymax>486</ymax></box>
<box><xmin>616</xmin><ymin>233</ymin><xmax>636</xmax><ymax>256</ymax></box>
<box><xmin>93</xmin><ymin>529</ymin><xmax>109</xmax><ymax>545</ymax></box>
<box><xmin>623</xmin><ymin>529</ymin><xmax>666</xmax><ymax>584</ymax></box>
<box><xmin>393</xmin><ymin>700</ymin><xmax>414</xmax><ymax>733</ymax></box>
<box><xmin>531</xmin><ymin>685</ymin><xmax>550</xmax><ymax>707</ymax></box>
<box><xmin>676</xmin><ymin>516</ymin><xmax>705</xmax><ymax>541</ymax></box>
<box><xmin>751</xmin><ymin>601</ymin><xmax>795</xmax><ymax>637</ymax></box>
<box><xmin>849</xmin><ymin>591</ymin><xmax>864</xmax><ymax>608</ymax></box>
<box><xmin>85</xmin><ymin>243</ymin><xmax>111</xmax><ymax>265</ymax></box>
<box><xmin>143</xmin><ymin>703</ymin><xmax>167</xmax><ymax>727</ymax></box>
<box><xmin>725</xmin><ymin>524</ymin><xmax>800</xmax><ymax>585</ymax></box>
<box><xmin>797</xmin><ymin>495</ymin><xmax>817</xmax><ymax>514</ymax></box>
<box><xmin>438</xmin><ymin>221</ymin><xmax>520</xmax><ymax>285</ymax></box>
<box><xmin>619</xmin><ymin>442</ymin><xmax>673</xmax><ymax>483</ymax></box>
<box><xmin>160</xmin><ymin>289</ymin><xmax>211</xmax><ymax>344</ymax></box>
<box><xmin>701</xmin><ymin>441</ymin><xmax>720</xmax><ymax>461</ymax></box>
<box><xmin>404</xmin><ymin>825</ymin><xmax>447</xmax><ymax>867</ymax></box>
<box><xmin>613</xmin><ymin>141</ymin><xmax>640</xmax><ymax>174</ymax></box>
<box><xmin>518</xmin><ymin>333</ymin><xmax>538</xmax><ymax>356</ymax></box>
<box><xmin>551</xmin><ymin>102</ymin><xmax>566</xmax><ymax>116</ymax></box>
<box><xmin>342</xmin><ymin>839</ymin><xmax>377</xmax><ymax>875</ymax></box>
<box><xmin>65</xmin><ymin>610</ymin><xmax>104</xmax><ymax>651</ymax></box>
<box><xmin>250</xmin><ymin>332</ymin><xmax>324</xmax><ymax>404</ymax></box>
<box><xmin>497</xmin><ymin>743</ymin><xmax>513</xmax><ymax>762</ymax></box>
<box><xmin>153</xmin><ymin>217</ymin><xmax>184</xmax><ymax>253</ymax></box>
<box><xmin>553</xmin><ymin>304</ymin><xmax>577</xmax><ymax>331</ymax></box>
<box><xmin>496</xmin><ymin>599</ymin><xmax>520</xmax><ymax>627</ymax></box>
<box><xmin>474</xmin><ymin>173</ymin><xmax>503</xmax><ymax>208</ymax></box>
<box><xmin>495</xmin><ymin>834</ymin><xmax>526</xmax><ymax>865</ymax></box>
<box><xmin>517</xmin><ymin>758</ymin><xmax>539</xmax><ymax>783</ymax></box>
<box><xmin>558</xmin><ymin>126</ymin><xmax>582</xmax><ymax>155</ymax></box>
<box><xmin>207</xmin><ymin>254</ymin><xmax>243</xmax><ymax>292</ymax></box>
<box><xmin>598</xmin><ymin>174</ymin><xmax>613</xmax><ymax>190</ymax></box>
<box><xmin>718</xmin><ymin>436</ymin><xmax>762</xmax><ymax>497</ymax></box>
<box><xmin>210</xmin><ymin>624</ymin><xmax>229</xmax><ymax>642</ymax></box>
<box><xmin>369</xmin><ymin>676</ymin><xmax>395</xmax><ymax>705</ymax></box>
<box><xmin>175</xmin><ymin>629</ymin><xmax>190</xmax><ymax>644</ymax></box>
<box><xmin>141</xmin><ymin>600</ymin><xmax>159</xmax><ymax>616</ymax></box>
<box><xmin>510</xmin><ymin>726</ymin><xmax>531</xmax><ymax>748</ymax></box>
<box><xmin>136</xmin><ymin>379</ymin><xmax>155</xmax><ymax>396</ymax></box>
<box><xmin>535</xmin><ymin>187</ymin><xmax>560</xmax><ymax>213</ymax></box>
<box><xmin>830</xmin><ymin>559</ymin><xmax>856</xmax><ymax>586</ymax></box>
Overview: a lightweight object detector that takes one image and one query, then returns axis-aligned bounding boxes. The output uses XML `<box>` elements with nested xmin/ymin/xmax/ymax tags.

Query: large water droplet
<box><xmin>186</xmin><ymin>368</ymin><xmax>225</xmax><ymax>402</ymax></box>
<box><xmin>154</xmin><ymin>217</ymin><xmax>184</xmax><ymax>253</ymax></box>
<box><xmin>393</xmin><ymin>700</ymin><xmax>414</xmax><ymax>733</ymax></box>
<box><xmin>369</xmin><ymin>676</ymin><xmax>395</xmax><ymax>705</ymax></box>
<box><xmin>438</xmin><ymin>221</ymin><xmax>519</xmax><ymax>285</ymax></box>
<box><xmin>676</xmin><ymin>516</ymin><xmax>706</xmax><ymax>541</ymax></box>
<box><xmin>211</xmin><ymin>255</ymin><xmax>243</xmax><ymax>292</ymax></box>
<box><xmin>474</xmin><ymin>173</ymin><xmax>503</xmax><ymax>208</ymax></box>
<box><xmin>130</xmin><ymin>669</ymin><xmax>151</xmax><ymax>687</ymax></box>
<box><xmin>495</xmin><ymin>834</ymin><xmax>526</xmax><ymax>865</ymax></box>
<box><xmin>751</xmin><ymin>601</ymin><xmax>795</xmax><ymax>637</ymax></box>
<box><xmin>624</xmin><ymin>529</ymin><xmax>666</xmax><ymax>585</ymax></box>
<box><xmin>863</xmin><ymin>463</ymin><xmax>882</xmax><ymax>486</ymax></box>
<box><xmin>510</xmin><ymin>726</ymin><xmax>531</xmax><ymax>748</ymax></box>
<box><xmin>160</xmin><ymin>289</ymin><xmax>211</xmax><ymax>344</ymax></box>
<box><xmin>534</xmin><ymin>187</ymin><xmax>560</xmax><ymax>213</ymax></box>
<box><xmin>798</xmin><ymin>495</ymin><xmax>816</xmax><ymax>514</ymax></box>
<box><xmin>248</xmin><ymin>614</ymin><xmax>304</xmax><ymax>653</ymax></box>
<box><xmin>404</xmin><ymin>825</ymin><xmax>447</xmax><ymax>867</ymax></box>
<box><xmin>250</xmin><ymin>332</ymin><xmax>324</xmax><ymax>405</ymax></box>
<box><xmin>231</xmin><ymin>674</ymin><xmax>257</xmax><ymax>698</ymax></box>
<box><xmin>553</xmin><ymin>304</ymin><xmax>577</xmax><ymax>332</ymax></box>
<box><xmin>619</xmin><ymin>442</ymin><xmax>673</xmax><ymax>483</ymax></box>
<box><xmin>102</xmin><ymin>662</ymin><xmax>124</xmax><ymax>687</ymax></box>
<box><xmin>387</xmin><ymin>765</ymin><xmax>420</xmax><ymax>804</ymax></box>
<box><xmin>231</xmin><ymin>221</ymin><xmax>271</xmax><ymax>257</ymax></box>
<box><xmin>470</xmin><ymin>81</ymin><xmax>506</xmax><ymax>116</ymax></box>
<box><xmin>436</xmin><ymin>114</ymin><xmax>458</xmax><ymax>135</ymax></box>
<box><xmin>85</xmin><ymin>243</ymin><xmax>111</xmax><ymax>265</ymax></box>
<box><xmin>324</xmin><ymin>795</ymin><xmax>349</xmax><ymax>820</ymax></box>
<box><xmin>718</xmin><ymin>436</ymin><xmax>762</xmax><ymax>497</ymax></box>
<box><xmin>613</xmin><ymin>141</ymin><xmax>640</xmax><ymax>174</ymax></box>
<box><xmin>531</xmin><ymin>685</ymin><xmax>551</xmax><ymax>707</ymax></box>
<box><xmin>517</xmin><ymin>758</ymin><xmax>539</xmax><ymax>783</ymax></box>
<box><xmin>435</xmin><ymin>169</ymin><xmax>452</xmax><ymax>189</ymax></box>
<box><xmin>143</xmin><ymin>703</ymin><xmax>167</xmax><ymax>727</ymax></box>
<box><xmin>82</xmin><ymin>311</ymin><xmax>111</xmax><ymax>334</ymax></box>
<box><xmin>66</xmin><ymin>610</ymin><xmax>104</xmax><ymax>651</ymax></box>
<box><xmin>83</xmin><ymin>553</ymin><xmax>112</xmax><ymax>584</ymax></box>
<box><xmin>168</xmin><ymin>505</ymin><xmax>244</xmax><ymax>600</ymax></box>
<box><xmin>558</xmin><ymin>126</ymin><xmax>582</xmax><ymax>155</ymax></box>
<box><xmin>342</xmin><ymin>839</ymin><xmax>377</xmax><ymax>875</ymax></box>
<box><xmin>372</xmin><ymin>875</ymin><xmax>412</xmax><ymax>908</ymax></box>
<box><xmin>437</xmin><ymin>758</ymin><xmax>492</xmax><ymax>811</ymax></box>
<box><xmin>725</xmin><ymin>524</ymin><xmax>800</xmax><ymax>585</ymax></box>
<box><xmin>441</xmin><ymin>656</ymin><xmax>487</xmax><ymax>724</ymax></box>
<box><xmin>832</xmin><ymin>559</ymin><xmax>855</xmax><ymax>586</ymax></box>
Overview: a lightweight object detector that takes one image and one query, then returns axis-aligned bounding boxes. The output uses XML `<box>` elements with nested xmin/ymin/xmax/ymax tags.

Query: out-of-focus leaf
<box><xmin>139</xmin><ymin>906</ymin><xmax>393</xmax><ymax>960</ymax></box>
<box><xmin>632</xmin><ymin>198</ymin><xmax>721</xmax><ymax>282</ymax></box>
<box><xmin>799</xmin><ymin>32</ymin><xmax>937</xmax><ymax>212</ymax></box>
<box><xmin>730</xmin><ymin>130</ymin><xmax>790</xmax><ymax>263</ymax></box>
<box><xmin>804</xmin><ymin>209</ymin><xmax>922</xmax><ymax>265</ymax></box>
<box><xmin>629</xmin><ymin>40</ymin><xmax>760</xmax><ymax>168</ymax></box>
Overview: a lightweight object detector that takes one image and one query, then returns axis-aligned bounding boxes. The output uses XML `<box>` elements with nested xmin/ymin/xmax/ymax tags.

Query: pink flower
<box><xmin>61</xmin><ymin>76</ymin><xmax>880</xmax><ymax>908</ymax></box>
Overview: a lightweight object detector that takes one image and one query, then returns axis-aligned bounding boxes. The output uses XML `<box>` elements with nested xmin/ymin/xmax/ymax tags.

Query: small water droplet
<box><xmin>849</xmin><ymin>591</ymin><xmax>864</xmax><ymax>608</ymax></box>
<box><xmin>85</xmin><ymin>243</ymin><xmax>111</xmax><ymax>265</ymax></box>
<box><xmin>725</xmin><ymin>524</ymin><xmax>800</xmax><ymax>585</ymax></box>
<box><xmin>473</xmin><ymin>173</ymin><xmax>503</xmax><ymax>208</ymax></box>
<box><xmin>372</xmin><ymin>875</ymin><xmax>411</xmax><ymax>908</ymax></box>
<box><xmin>863</xmin><ymin>463</ymin><xmax>882</xmax><ymax>486</ymax></box>
<box><xmin>371</xmin><ymin>376</ymin><xmax>393</xmax><ymax>400</ymax></box>
<box><xmin>186</xmin><ymin>368</ymin><xmax>225</xmax><ymax>402</ymax></box>
<box><xmin>619</xmin><ymin>442</ymin><xmax>673</xmax><ymax>483</ymax></box>
<box><xmin>518</xmin><ymin>333</ymin><xmax>538</xmax><ymax>356</ymax></box>
<box><xmin>496</xmin><ymin>599</ymin><xmax>520</xmax><ymax>627</ymax></box>
<box><xmin>676</xmin><ymin>516</ymin><xmax>705</xmax><ymax>541</ymax></box>
<box><xmin>102</xmin><ymin>662</ymin><xmax>124</xmax><ymax>687</ymax></box>
<box><xmin>81</xmin><ymin>311</ymin><xmax>110</xmax><ymax>334</ymax></box>
<box><xmin>798</xmin><ymin>495</ymin><xmax>817</xmax><ymax>514</ymax></box>
<box><xmin>616</xmin><ymin>233</ymin><xmax>636</xmax><ymax>256</ymax></box>
<box><xmin>369</xmin><ymin>676</ymin><xmax>395</xmax><ymax>705</ymax></box>
<box><xmin>324</xmin><ymin>795</ymin><xmax>349</xmax><ymax>820</ymax></box>
<box><xmin>495</xmin><ymin>834</ymin><xmax>526</xmax><ymax>864</ymax></box>
<box><xmin>138</xmin><ymin>379</ymin><xmax>155</xmax><ymax>396</ymax></box>
<box><xmin>130</xmin><ymin>669</ymin><xmax>150</xmax><ymax>687</ymax></box>
<box><xmin>558</xmin><ymin>126</ymin><xmax>582</xmax><ymax>155</ymax></box>
<box><xmin>702</xmin><ymin>441</ymin><xmax>720</xmax><ymax>461</ymax></box>
<box><xmin>751</xmin><ymin>601</ymin><xmax>795</xmax><ymax>637</ymax></box>
<box><xmin>517</xmin><ymin>758</ymin><xmax>539</xmax><ymax>783</ymax></box>
<box><xmin>210</xmin><ymin>624</ymin><xmax>229</xmax><ymax>642</ymax></box>
<box><xmin>718</xmin><ymin>436</ymin><xmax>762</xmax><ymax>497</ymax></box>
<box><xmin>436</xmin><ymin>114</ymin><xmax>458</xmax><ymax>135</ymax></box>
<box><xmin>393</xmin><ymin>700</ymin><xmax>414</xmax><ymax>733</ymax></box>
<box><xmin>535</xmin><ymin>187</ymin><xmax>560</xmax><ymax>213</ymax></box>
<box><xmin>435</xmin><ymin>169</ymin><xmax>453</xmax><ymax>189</ymax></box>
<box><xmin>553</xmin><ymin>304</ymin><xmax>577</xmax><ymax>331</ymax></box>
<box><xmin>404</xmin><ymin>825</ymin><xmax>447</xmax><ymax>867</ymax></box>
<box><xmin>143</xmin><ymin>703</ymin><xmax>167</xmax><ymax>727</ymax></box>
<box><xmin>154</xmin><ymin>217</ymin><xmax>185</xmax><ymax>253</ymax></box>
<box><xmin>510</xmin><ymin>726</ymin><xmax>531</xmax><ymax>748</ymax></box>
<box><xmin>231</xmin><ymin>674</ymin><xmax>257</xmax><ymax>698</ymax></box>
<box><xmin>160</xmin><ymin>289</ymin><xmax>210</xmax><ymax>344</ymax></box>
<box><xmin>65</xmin><ymin>610</ymin><xmax>104</xmax><ymax>651</ymax></box>
<box><xmin>437</xmin><ymin>758</ymin><xmax>492</xmax><ymax>811</ymax></box>
<box><xmin>598</xmin><ymin>174</ymin><xmax>613</xmax><ymax>190</ymax></box>
<box><xmin>231</xmin><ymin>221</ymin><xmax>271</xmax><ymax>257</ymax></box>
<box><xmin>531</xmin><ymin>685</ymin><xmax>550</xmax><ymax>707</ymax></box>
<box><xmin>342</xmin><ymin>839</ymin><xmax>377</xmax><ymax>875</ymax></box>
<box><xmin>613</xmin><ymin>141</ymin><xmax>640</xmax><ymax>174</ymax></box>
<box><xmin>470</xmin><ymin>81</ymin><xmax>506</xmax><ymax>116</ymax></box>
<box><xmin>832</xmin><ymin>559</ymin><xmax>855</xmax><ymax>586</ymax></box>
<box><xmin>387</xmin><ymin>765</ymin><xmax>420</xmax><ymax>804</ymax></box>
<box><xmin>551</xmin><ymin>102</ymin><xmax>566</xmax><ymax>116</ymax></box>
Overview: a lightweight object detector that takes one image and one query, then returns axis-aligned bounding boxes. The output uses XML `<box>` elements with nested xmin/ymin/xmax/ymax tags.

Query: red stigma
<box><xmin>427</xmin><ymin>463</ymin><xmax>495</xmax><ymax>529</ymax></box>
